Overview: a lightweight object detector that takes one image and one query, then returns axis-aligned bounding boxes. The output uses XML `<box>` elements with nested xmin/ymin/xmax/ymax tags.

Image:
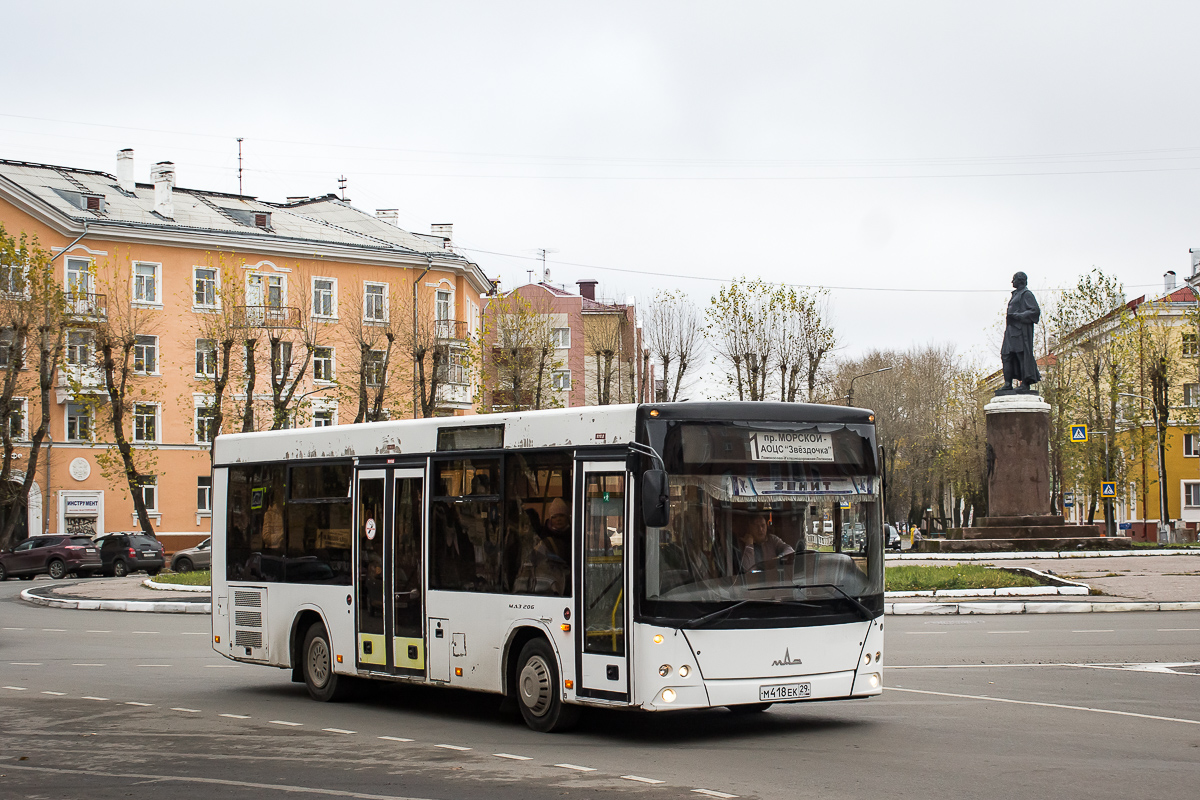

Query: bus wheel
<box><xmin>302</xmin><ymin>622</ymin><xmax>352</xmax><ymax>702</ymax></box>
<box><xmin>516</xmin><ymin>638</ymin><xmax>579</xmax><ymax>733</ymax></box>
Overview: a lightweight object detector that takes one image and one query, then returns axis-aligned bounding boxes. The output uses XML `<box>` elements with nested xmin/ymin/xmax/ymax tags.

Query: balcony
<box><xmin>435</xmin><ymin>318</ymin><xmax>469</xmax><ymax>341</ymax></box>
<box><xmin>234</xmin><ymin>305</ymin><xmax>301</xmax><ymax>329</ymax></box>
<box><xmin>66</xmin><ymin>292</ymin><xmax>106</xmax><ymax>320</ymax></box>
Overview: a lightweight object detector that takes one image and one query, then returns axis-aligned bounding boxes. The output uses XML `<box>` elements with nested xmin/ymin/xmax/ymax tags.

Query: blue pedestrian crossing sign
<box><xmin>1100</xmin><ymin>481</ymin><xmax>1116</xmax><ymax>499</ymax></box>
<box><xmin>1071</xmin><ymin>425</ymin><xmax>1088</xmax><ymax>442</ymax></box>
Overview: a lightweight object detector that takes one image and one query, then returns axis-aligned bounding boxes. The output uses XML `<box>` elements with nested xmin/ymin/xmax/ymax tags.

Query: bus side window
<box><xmin>429</xmin><ymin>458</ymin><xmax>502</xmax><ymax>593</ymax></box>
<box><xmin>505</xmin><ymin>451</ymin><xmax>572</xmax><ymax>597</ymax></box>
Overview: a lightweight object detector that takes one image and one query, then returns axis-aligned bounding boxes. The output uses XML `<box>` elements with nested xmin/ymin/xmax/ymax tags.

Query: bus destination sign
<box><xmin>749</xmin><ymin>431</ymin><xmax>834</xmax><ymax>462</ymax></box>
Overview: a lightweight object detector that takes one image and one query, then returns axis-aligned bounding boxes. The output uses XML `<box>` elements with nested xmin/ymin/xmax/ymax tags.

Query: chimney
<box><xmin>376</xmin><ymin>209</ymin><xmax>399</xmax><ymax>226</ymax></box>
<box><xmin>151</xmin><ymin>161</ymin><xmax>175</xmax><ymax>219</ymax></box>
<box><xmin>431</xmin><ymin>223</ymin><xmax>453</xmax><ymax>249</ymax></box>
<box><xmin>576</xmin><ymin>279</ymin><xmax>598</xmax><ymax>301</ymax></box>
<box><xmin>1165</xmin><ymin>270</ymin><xmax>1177</xmax><ymax>294</ymax></box>
<box><xmin>116</xmin><ymin>149</ymin><xmax>135</xmax><ymax>193</ymax></box>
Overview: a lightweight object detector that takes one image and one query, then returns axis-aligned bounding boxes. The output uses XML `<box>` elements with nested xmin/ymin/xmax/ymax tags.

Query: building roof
<box><xmin>0</xmin><ymin>158</ymin><xmax>492</xmax><ymax>291</ymax></box>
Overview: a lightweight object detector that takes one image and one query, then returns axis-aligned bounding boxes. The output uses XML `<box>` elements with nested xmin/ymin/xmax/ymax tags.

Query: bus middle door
<box><xmin>575</xmin><ymin>462</ymin><xmax>630</xmax><ymax>702</ymax></box>
<box><xmin>356</xmin><ymin>467</ymin><xmax>426</xmax><ymax>677</ymax></box>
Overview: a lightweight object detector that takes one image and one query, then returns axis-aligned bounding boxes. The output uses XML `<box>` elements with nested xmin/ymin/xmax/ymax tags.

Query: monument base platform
<box><xmin>926</xmin><ymin>514</ymin><xmax>1128</xmax><ymax>551</ymax></box>
<box><xmin>917</xmin><ymin>536</ymin><xmax>1132</xmax><ymax>553</ymax></box>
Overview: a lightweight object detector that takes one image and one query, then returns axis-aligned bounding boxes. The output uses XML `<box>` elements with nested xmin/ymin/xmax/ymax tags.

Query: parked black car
<box><xmin>0</xmin><ymin>535</ymin><xmax>102</xmax><ymax>580</ymax></box>
<box><xmin>94</xmin><ymin>532</ymin><xmax>165</xmax><ymax>577</ymax></box>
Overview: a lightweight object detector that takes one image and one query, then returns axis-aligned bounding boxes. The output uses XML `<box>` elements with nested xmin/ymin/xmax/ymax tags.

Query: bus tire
<box><xmin>515</xmin><ymin>638</ymin><xmax>579</xmax><ymax>733</ymax></box>
<box><xmin>302</xmin><ymin>622</ymin><xmax>353</xmax><ymax>702</ymax></box>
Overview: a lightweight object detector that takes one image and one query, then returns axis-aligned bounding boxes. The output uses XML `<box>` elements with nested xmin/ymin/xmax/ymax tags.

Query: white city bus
<box><xmin>210</xmin><ymin>402</ymin><xmax>885</xmax><ymax>731</ymax></box>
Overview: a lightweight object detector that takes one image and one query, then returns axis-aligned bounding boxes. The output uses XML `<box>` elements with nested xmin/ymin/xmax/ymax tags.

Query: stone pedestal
<box><xmin>921</xmin><ymin>392</ymin><xmax>1131</xmax><ymax>553</ymax></box>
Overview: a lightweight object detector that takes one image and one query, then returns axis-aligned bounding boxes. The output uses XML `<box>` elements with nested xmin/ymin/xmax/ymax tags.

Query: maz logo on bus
<box><xmin>508</xmin><ymin>603</ymin><xmax>535</xmax><ymax>610</ymax></box>
<box><xmin>771</xmin><ymin>648</ymin><xmax>803</xmax><ymax>667</ymax></box>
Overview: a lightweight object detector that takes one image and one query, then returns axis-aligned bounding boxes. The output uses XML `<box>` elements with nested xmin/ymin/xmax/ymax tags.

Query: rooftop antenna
<box><xmin>237</xmin><ymin>138</ymin><xmax>244</xmax><ymax>195</ymax></box>
<box><xmin>526</xmin><ymin>269</ymin><xmax>535</xmax><ymax>284</ymax></box>
<box><xmin>536</xmin><ymin>248</ymin><xmax>559</xmax><ymax>283</ymax></box>
<box><xmin>338</xmin><ymin>175</ymin><xmax>348</xmax><ymax>202</ymax></box>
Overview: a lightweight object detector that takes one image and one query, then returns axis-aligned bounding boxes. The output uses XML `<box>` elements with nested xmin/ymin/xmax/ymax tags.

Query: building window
<box><xmin>195</xmin><ymin>339</ymin><xmax>217</xmax><ymax>378</ymax></box>
<box><xmin>552</xmin><ymin>370</ymin><xmax>571</xmax><ymax>391</ymax></box>
<box><xmin>137</xmin><ymin>475</ymin><xmax>158</xmax><ymax>512</ymax></box>
<box><xmin>5</xmin><ymin>398</ymin><xmax>27</xmax><ymax>440</ymax></box>
<box><xmin>313</xmin><ymin>278</ymin><xmax>336</xmax><ymax>318</ymax></box>
<box><xmin>274</xmin><ymin>341</ymin><xmax>293</xmax><ymax>380</ymax></box>
<box><xmin>65</xmin><ymin>257</ymin><xmax>91</xmax><ymax>295</ymax></box>
<box><xmin>313</xmin><ymin>408</ymin><xmax>335</xmax><ymax>427</ymax></box>
<box><xmin>133</xmin><ymin>262</ymin><xmax>159</xmax><ymax>304</ymax></box>
<box><xmin>365</xmin><ymin>350</ymin><xmax>385</xmax><ymax>387</ymax></box>
<box><xmin>133</xmin><ymin>403</ymin><xmax>158</xmax><ymax>443</ymax></box>
<box><xmin>66</xmin><ymin>331</ymin><xmax>90</xmax><ymax>366</ymax></box>
<box><xmin>1186</xmin><ymin>433</ymin><xmax>1200</xmax><ymax>457</ymax></box>
<box><xmin>66</xmin><ymin>402</ymin><xmax>91</xmax><ymax>441</ymax></box>
<box><xmin>364</xmin><ymin>282</ymin><xmax>387</xmax><ymax>322</ymax></box>
<box><xmin>133</xmin><ymin>335</ymin><xmax>157</xmax><ymax>374</ymax></box>
<box><xmin>552</xmin><ymin>327</ymin><xmax>571</xmax><ymax>349</ymax></box>
<box><xmin>1185</xmin><ymin>482</ymin><xmax>1200</xmax><ymax>508</ymax></box>
<box><xmin>249</xmin><ymin>273</ymin><xmax>284</xmax><ymax>309</ymax></box>
<box><xmin>0</xmin><ymin>328</ymin><xmax>18</xmax><ymax>368</ymax></box>
<box><xmin>313</xmin><ymin>347</ymin><xmax>334</xmax><ymax>382</ymax></box>
<box><xmin>1186</xmin><ymin>384</ymin><xmax>1200</xmax><ymax>407</ymax></box>
<box><xmin>194</xmin><ymin>267</ymin><xmax>218</xmax><ymax>308</ymax></box>
<box><xmin>197</xmin><ymin>476</ymin><xmax>212</xmax><ymax>512</ymax></box>
<box><xmin>1185</xmin><ymin>333</ymin><xmax>1199</xmax><ymax>359</ymax></box>
<box><xmin>195</xmin><ymin>406</ymin><xmax>217</xmax><ymax>444</ymax></box>
<box><xmin>436</xmin><ymin>289</ymin><xmax>452</xmax><ymax>321</ymax></box>
<box><xmin>446</xmin><ymin>349</ymin><xmax>467</xmax><ymax>384</ymax></box>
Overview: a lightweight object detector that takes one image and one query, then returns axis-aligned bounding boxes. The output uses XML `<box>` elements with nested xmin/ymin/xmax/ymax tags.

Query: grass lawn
<box><xmin>1131</xmin><ymin>541</ymin><xmax>1200</xmax><ymax>549</ymax></box>
<box><xmin>886</xmin><ymin>564</ymin><xmax>1041</xmax><ymax>592</ymax></box>
<box><xmin>152</xmin><ymin>570</ymin><xmax>211</xmax><ymax>586</ymax></box>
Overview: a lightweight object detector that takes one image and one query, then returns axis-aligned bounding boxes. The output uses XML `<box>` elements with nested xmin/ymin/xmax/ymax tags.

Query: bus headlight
<box><xmin>868</xmin><ymin>673</ymin><xmax>880</xmax><ymax>688</ymax></box>
<box><xmin>875</xmin><ymin>651</ymin><xmax>881</xmax><ymax>662</ymax></box>
<box><xmin>863</xmin><ymin>654</ymin><xmax>871</xmax><ymax>666</ymax></box>
<box><xmin>659</xmin><ymin>664</ymin><xmax>671</xmax><ymax>677</ymax></box>
<box><xmin>661</xmin><ymin>688</ymin><xmax>677</xmax><ymax>703</ymax></box>
<box><xmin>678</xmin><ymin>665</ymin><xmax>690</xmax><ymax>678</ymax></box>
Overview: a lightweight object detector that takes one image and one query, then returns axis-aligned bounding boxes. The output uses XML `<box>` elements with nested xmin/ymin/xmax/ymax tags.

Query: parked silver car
<box><xmin>170</xmin><ymin>538</ymin><xmax>211</xmax><ymax>572</ymax></box>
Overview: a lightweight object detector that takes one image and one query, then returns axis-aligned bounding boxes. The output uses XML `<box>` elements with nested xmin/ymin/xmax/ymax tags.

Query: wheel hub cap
<box><xmin>519</xmin><ymin>655</ymin><xmax>551</xmax><ymax>716</ymax></box>
<box><xmin>309</xmin><ymin>639</ymin><xmax>330</xmax><ymax>688</ymax></box>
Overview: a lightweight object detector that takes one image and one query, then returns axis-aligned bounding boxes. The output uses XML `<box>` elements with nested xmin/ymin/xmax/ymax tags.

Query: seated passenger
<box><xmin>734</xmin><ymin>510</ymin><xmax>795</xmax><ymax>574</ymax></box>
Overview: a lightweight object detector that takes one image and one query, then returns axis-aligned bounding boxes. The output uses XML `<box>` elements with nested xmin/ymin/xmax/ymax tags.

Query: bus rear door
<box><xmin>575</xmin><ymin>462</ymin><xmax>630</xmax><ymax>702</ymax></box>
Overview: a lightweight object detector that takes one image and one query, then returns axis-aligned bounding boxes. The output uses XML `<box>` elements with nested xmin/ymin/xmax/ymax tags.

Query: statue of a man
<box><xmin>1000</xmin><ymin>271</ymin><xmax>1041</xmax><ymax>392</ymax></box>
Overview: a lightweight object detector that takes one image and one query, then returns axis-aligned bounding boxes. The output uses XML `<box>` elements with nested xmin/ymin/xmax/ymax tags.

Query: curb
<box><xmin>20</xmin><ymin>586</ymin><xmax>211</xmax><ymax>614</ymax></box>
<box><xmin>143</xmin><ymin>578</ymin><xmax>211</xmax><ymax>593</ymax></box>
<box><xmin>888</xmin><ymin>549</ymin><xmax>1200</xmax><ymax>561</ymax></box>
<box><xmin>887</xmin><ymin>601</ymin><xmax>1200</xmax><ymax>615</ymax></box>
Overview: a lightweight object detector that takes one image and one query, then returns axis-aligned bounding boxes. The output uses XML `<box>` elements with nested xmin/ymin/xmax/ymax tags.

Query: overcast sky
<box><xmin>5</xmin><ymin>1</ymin><xmax>1200</xmax><ymax>370</ymax></box>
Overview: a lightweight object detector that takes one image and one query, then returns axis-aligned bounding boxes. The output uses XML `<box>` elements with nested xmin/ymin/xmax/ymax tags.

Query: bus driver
<box><xmin>734</xmin><ymin>509</ymin><xmax>795</xmax><ymax>574</ymax></box>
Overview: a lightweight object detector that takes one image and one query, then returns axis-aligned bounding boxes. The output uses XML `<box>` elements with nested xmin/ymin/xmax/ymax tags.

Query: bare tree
<box><xmin>774</xmin><ymin>287</ymin><xmax>837</xmax><ymax>402</ymax></box>
<box><xmin>706</xmin><ymin>278</ymin><xmax>775</xmax><ymax>401</ymax></box>
<box><xmin>474</xmin><ymin>290</ymin><xmax>563</xmax><ymax>412</ymax></box>
<box><xmin>190</xmin><ymin>253</ymin><xmax>248</xmax><ymax>461</ymax></box>
<box><xmin>341</xmin><ymin>279</ymin><xmax>403</xmax><ymax>422</ymax></box>
<box><xmin>0</xmin><ymin>224</ymin><xmax>67</xmax><ymax>548</ymax></box>
<box><xmin>643</xmin><ymin>290</ymin><xmax>704</xmax><ymax>402</ymax></box>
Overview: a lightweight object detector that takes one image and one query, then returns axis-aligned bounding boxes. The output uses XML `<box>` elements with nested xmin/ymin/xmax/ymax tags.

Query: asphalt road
<box><xmin>2</xmin><ymin>579</ymin><xmax>1198</xmax><ymax>800</ymax></box>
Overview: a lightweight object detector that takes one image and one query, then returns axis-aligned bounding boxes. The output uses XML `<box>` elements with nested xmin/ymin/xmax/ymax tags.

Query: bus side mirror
<box><xmin>641</xmin><ymin>469</ymin><xmax>670</xmax><ymax>528</ymax></box>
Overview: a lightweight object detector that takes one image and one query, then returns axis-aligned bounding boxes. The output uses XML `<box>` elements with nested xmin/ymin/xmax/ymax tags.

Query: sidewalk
<box><xmin>16</xmin><ymin>552</ymin><xmax>1200</xmax><ymax>615</ymax></box>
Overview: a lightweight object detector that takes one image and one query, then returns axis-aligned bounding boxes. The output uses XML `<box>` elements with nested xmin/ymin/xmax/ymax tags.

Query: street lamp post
<box><xmin>1119</xmin><ymin>392</ymin><xmax>1168</xmax><ymax>542</ymax></box>
<box><xmin>1093</xmin><ymin>430</ymin><xmax>1116</xmax><ymax>537</ymax></box>
<box><xmin>846</xmin><ymin>366</ymin><xmax>893</xmax><ymax>407</ymax></box>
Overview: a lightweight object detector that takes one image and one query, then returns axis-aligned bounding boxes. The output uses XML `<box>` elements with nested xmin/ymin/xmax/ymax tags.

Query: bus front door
<box><xmin>576</xmin><ymin>463</ymin><xmax>630</xmax><ymax>702</ymax></box>
<box><xmin>356</xmin><ymin>468</ymin><xmax>425</xmax><ymax>677</ymax></box>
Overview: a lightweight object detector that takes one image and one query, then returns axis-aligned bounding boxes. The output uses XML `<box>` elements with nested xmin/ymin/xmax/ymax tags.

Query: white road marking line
<box><xmin>904</xmin><ymin>631</ymin><xmax>947</xmax><ymax>635</ymax></box>
<box><xmin>41</xmin><ymin>691</ymin><xmax>65</xmax><ymax>696</ymax></box>
<box><xmin>269</xmin><ymin>720</ymin><xmax>302</xmax><ymax>726</ymax></box>
<box><xmin>132</xmin><ymin>631</ymin><xmax>159</xmax><ymax>635</ymax></box>
<box><xmin>10</xmin><ymin>662</ymin><xmax>42</xmax><ymax>666</ymax></box>
<box><xmin>435</xmin><ymin>744</ymin><xmax>471</xmax><ymax>751</ymax></box>
<box><xmin>493</xmin><ymin>753</ymin><xmax>532</xmax><ymax>760</ymax></box>
<box><xmin>125</xmin><ymin>702</ymin><xmax>153</xmax><ymax>707</ymax></box>
<box><xmin>887</xmin><ymin>687</ymin><xmax>1200</xmax><ymax>725</ymax></box>
<box><xmin>180</xmin><ymin>632</ymin><xmax>208</xmax><ymax>635</ymax></box>
<box><xmin>136</xmin><ymin>664</ymin><xmax>173</xmax><ymax>668</ymax></box>
<box><xmin>82</xmin><ymin>696</ymin><xmax>108</xmax><ymax>701</ymax></box>
<box><xmin>986</xmin><ymin>631</ymin><xmax>1029</xmax><ymax>635</ymax></box>
<box><xmin>623</xmin><ymin>775</ymin><xmax>666</xmax><ymax>784</ymax></box>
<box><xmin>1071</xmin><ymin>630</ymin><xmax>1115</xmax><ymax>633</ymax></box>
<box><xmin>72</xmin><ymin>663</ymin><xmax>105</xmax><ymax>667</ymax></box>
<box><xmin>85</xmin><ymin>630</ymin><xmax>111</xmax><ymax>633</ymax></box>
<box><xmin>693</xmin><ymin>790</ymin><xmax>739</xmax><ymax>798</ymax></box>
<box><xmin>323</xmin><ymin>728</ymin><xmax>356</xmax><ymax>735</ymax></box>
<box><xmin>220</xmin><ymin>714</ymin><xmax>250</xmax><ymax>719</ymax></box>
<box><xmin>42</xmin><ymin>628</ymin><xmax>66</xmax><ymax>632</ymax></box>
<box><xmin>203</xmin><ymin>664</ymin><xmax>238</xmax><ymax>668</ymax></box>
<box><xmin>1159</xmin><ymin>628</ymin><xmax>1200</xmax><ymax>632</ymax></box>
<box><xmin>171</xmin><ymin>707</ymin><xmax>201</xmax><ymax>713</ymax></box>
<box><xmin>554</xmin><ymin>763</ymin><xmax>596</xmax><ymax>772</ymax></box>
<box><xmin>2</xmin><ymin>627</ymin><xmax>25</xmax><ymax>630</ymax></box>
<box><xmin>378</xmin><ymin>736</ymin><xmax>414</xmax><ymax>742</ymax></box>
<box><xmin>3</xmin><ymin>686</ymin><xmax>27</xmax><ymax>691</ymax></box>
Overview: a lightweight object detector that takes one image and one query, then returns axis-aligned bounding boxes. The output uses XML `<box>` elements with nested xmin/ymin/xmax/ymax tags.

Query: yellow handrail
<box><xmin>610</xmin><ymin>588</ymin><xmax>623</xmax><ymax>651</ymax></box>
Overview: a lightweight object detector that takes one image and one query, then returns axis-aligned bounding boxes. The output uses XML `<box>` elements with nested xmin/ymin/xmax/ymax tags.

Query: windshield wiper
<box><xmin>685</xmin><ymin>598</ymin><xmax>819</xmax><ymax>628</ymax></box>
<box><xmin>747</xmin><ymin>583</ymin><xmax>875</xmax><ymax>621</ymax></box>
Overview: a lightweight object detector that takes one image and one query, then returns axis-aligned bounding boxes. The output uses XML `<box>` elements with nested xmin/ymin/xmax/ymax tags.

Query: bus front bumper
<box><xmin>643</xmin><ymin>669</ymin><xmax>878</xmax><ymax>711</ymax></box>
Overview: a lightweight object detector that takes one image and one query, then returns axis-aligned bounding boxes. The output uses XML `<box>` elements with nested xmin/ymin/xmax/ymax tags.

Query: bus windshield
<box><xmin>639</xmin><ymin>421</ymin><xmax>884</xmax><ymax>627</ymax></box>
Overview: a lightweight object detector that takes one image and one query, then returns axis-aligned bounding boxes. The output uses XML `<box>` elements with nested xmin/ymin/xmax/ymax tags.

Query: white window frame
<box><xmin>552</xmin><ymin>369</ymin><xmax>571</xmax><ymax>391</ymax></box>
<box><xmin>312</xmin><ymin>276</ymin><xmax>338</xmax><ymax>320</ymax></box>
<box><xmin>133</xmin><ymin>335</ymin><xmax>158</xmax><ymax>375</ymax></box>
<box><xmin>197</xmin><ymin>475</ymin><xmax>213</xmax><ymax>513</ymax></box>
<box><xmin>133</xmin><ymin>402</ymin><xmax>160</xmax><ymax>444</ymax></box>
<box><xmin>311</xmin><ymin>398</ymin><xmax>338</xmax><ymax>428</ymax></box>
<box><xmin>552</xmin><ymin>327</ymin><xmax>571</xmax><ymax>349</ymax></box>
<box><xmin>66</xmin><ymin>402</ymin><xmax>92</xmax><ymax>442</ymax></box>
<box><xmin>0</xmin><ymin>259</ymin><xmax>26</xmax><ymax>296</ymax></box>
<box><xmin>365</xmin><ymin>349</ymin><xmax>386</xmax><ymax>387</ymax></box>
<box><xmin>313</xmin><ymin>346</ymin><xmax>335</xmax><ymax>383</ymax></box>
<box><xmin>1186</xmin><ymin>433</ymin><xmax>1200</xmax><ymax>458</ymax></box>
<box><xmin>195</xmin><ymin>338</ymin><xmax>217</xmax><ymax>379</ymax></box>
<box><xmin>0</xmin><ymin>328</ymin><xmax>20</xmax><ymax>369</ymax></box>
<box><xmin>1184</xmin><ymin>481</ymin><xmax>1200</xmax><ymax>509</ymax></box>
<box><xmin>193</xmin><ymin>266</ymin><xmax>220</xmax><ymax>310</ymax></box>
<box><xmin>65</xmin><ymin>257</ymin><xmax>93</xmax><ymax>296</ymax></box>
<box><xmin>1186</xmin><ymin>383</ymin><xmax>1200</xmax><ymax>407</ymax></box>
<box><xmin>274</xmin><ymin>340</ymin><xmax>294</xmax><ymax>381</ymax></box>
<box><xmin>66</xmin><ymin>330</ymin><xmax>91</xmax><ymax>366</ymax></box>
<box><xmin>137</xmin><ymin>475</ymin><xmax>158</xmax><ymax>512</ymax></box>
<box><xmin>195</xmin><ymin>405</ymin><xmax>218</xmax><ymax>444</ymax></box>
<box><xmin>247</xmin><ymin>272</ymin><xmax>286</xmax><ymax>310</ymax></box>
<box><xmin>6</xmin><ymin>397</ymin><xmax>28</xmax><ymax>440</ymax></box>
<box><xmin>132</xmin><ymin>261</ymin><xmax>162</xmax><ymax>307</ymax></box>
<box><xmin>363</xmin><ymin>282</ymin><xmax>388</xmax><ymax>323</ymax></box>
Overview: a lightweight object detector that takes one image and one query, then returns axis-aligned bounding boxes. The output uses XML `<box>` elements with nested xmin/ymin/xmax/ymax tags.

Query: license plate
<box><xmin>759</xmin><ymin>682</ymin><xmax>811</xmax><ymax>701</ymax></box>
<box><xmin>86</xmin><ymin>548</ymin><xmax>96</xmax><ymax>553</ymax></box>
<box><xmin>142</xmin><ymin>550</ymin><xmax>154</xmax><ymax>556</ymax></box>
